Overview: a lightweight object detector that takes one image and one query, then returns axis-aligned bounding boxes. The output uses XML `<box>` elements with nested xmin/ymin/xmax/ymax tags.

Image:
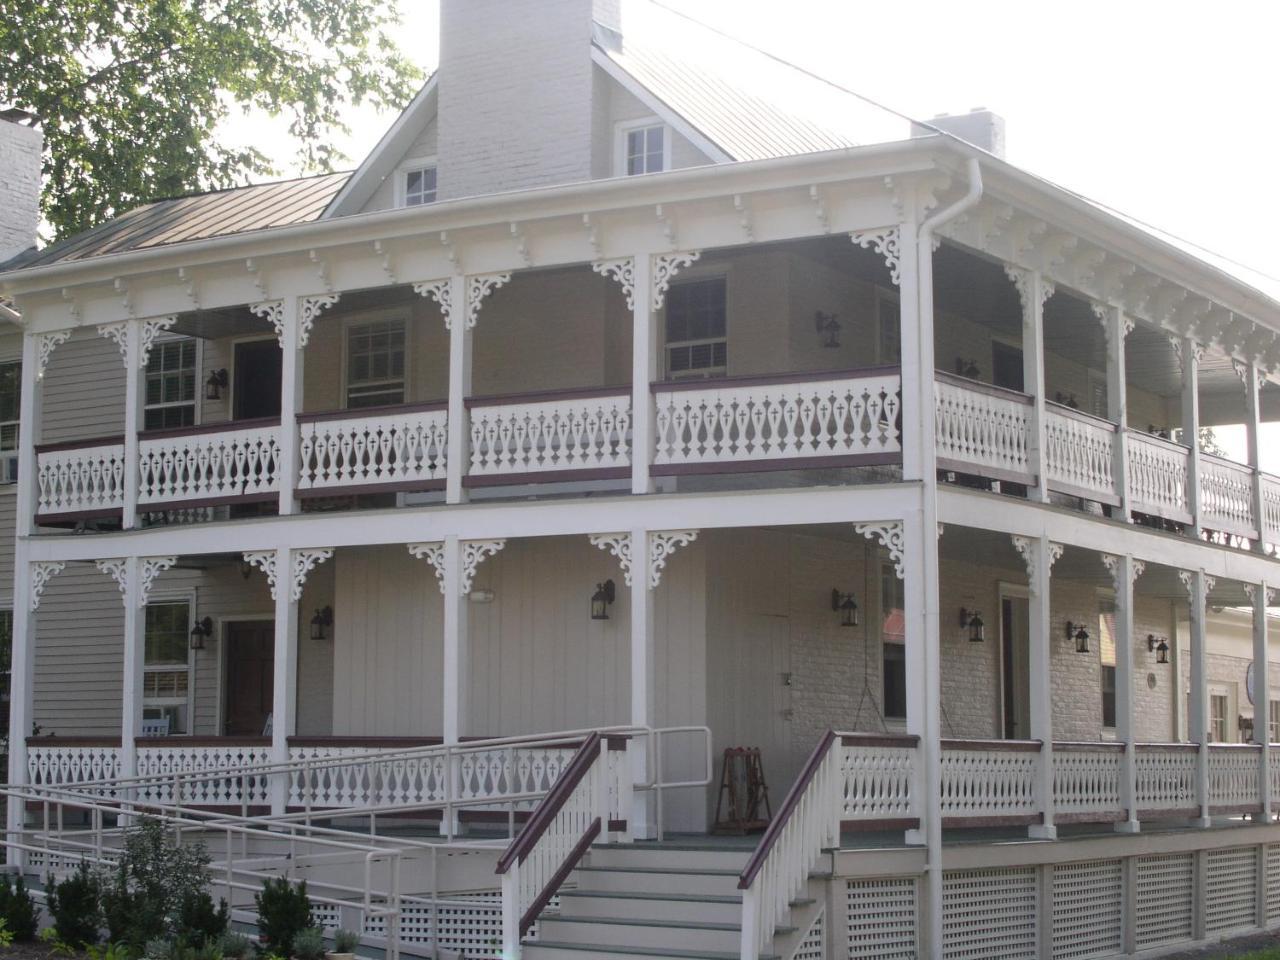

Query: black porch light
<box><xmin>205</xmin><ymin>368</ymin><xmax>228</xmax><ymax>401</ymax></box>
<box><xmin>310</xmin><ymin>606</ymin><xmax>334</xmax><ymax>641</ymax></box>
<box><xmin>189</xmin><ymin>616</ymin><xmax>213</xmax><ymax>650</ymax></box>
<box><xmin>1147</xmin><ymin>633</ymin><xmax>1171</xmax><ymax>665</ymax></box>
<box><xmin>591</xmin><ymin>580</ymin><xmax>616</xmax><ymax>621</ymax></box>
<box><xmin>961</xmin><ymin>608</ymin><xmax>985</xmax><ymax>643</ymax></box>
<box><xmin>1066</xmin><ymin>620</ymin><xmax>1090</xmax><ymax>654</ymax></box>
<box><xmin>832</xmin><ymin>589</ymin><xmax>859</xmax><ymax>628</ymax></box>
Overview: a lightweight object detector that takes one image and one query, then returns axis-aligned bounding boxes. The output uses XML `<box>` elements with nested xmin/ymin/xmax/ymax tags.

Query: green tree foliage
<box><xmin>0</xmin><ymin>873</ymin><xmax>40</xmax><ymax>942</ymax></box>
<box><xmin>46</xmin><ymin>862</ymin><xmax>102</xmax><ymax>948</ymax></box>
<box><xmin>0</xmin><ymin>0</ymin><xmax>422</xmax><ymax>241</ymax></box>
<box><xmin>254</xmin><ymin>876</ymin><xmax>314</xmax><ymax>957</ymax></box>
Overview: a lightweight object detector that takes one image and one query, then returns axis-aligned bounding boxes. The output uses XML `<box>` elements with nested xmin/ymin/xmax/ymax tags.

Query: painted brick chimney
<box><xmin>436</xmin><ymin>0</ymin><xmax>622</xmax><ymax>200</ymax></box>
<box><xmin>0</xmin><ymin>114</ymin><xmax>42</xmax><ymax>265</ymax></box>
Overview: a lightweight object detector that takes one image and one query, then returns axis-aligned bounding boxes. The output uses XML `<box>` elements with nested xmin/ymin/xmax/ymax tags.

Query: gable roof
<box><xmin>20</xmin><ymin>172</ymin><xmax>349</xmax><ymax>267</ymax></box>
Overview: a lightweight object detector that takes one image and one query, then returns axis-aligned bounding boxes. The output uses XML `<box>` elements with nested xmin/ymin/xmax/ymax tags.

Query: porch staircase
<box><xmin>524</xmin><ymin>842</ymin><xmax>802</xmax><ymax>960</ymax></box>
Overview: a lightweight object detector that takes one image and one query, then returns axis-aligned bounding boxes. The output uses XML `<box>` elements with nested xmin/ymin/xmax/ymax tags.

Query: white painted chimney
<box><xmin>436</xmin><ymin>0</ymin><xmax>622</xmax><ymax>200</ymax></box>
<box><xmin>913</xmin><ymin>107</ymin><xmax>1006</xmax><ymax>159</ymax></box>
<box><xmin>0</xmin><ymin>113</ymin><xmax>42</xmax><ymax>265</ymax></box>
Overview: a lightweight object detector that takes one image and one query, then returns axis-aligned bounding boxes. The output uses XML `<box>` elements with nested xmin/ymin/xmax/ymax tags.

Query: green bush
<box><xmin>253</xmin><ymin>877</ymin><xmax>313</xmax><ymax>957</ymax></box>
<box><xmin>46</xmin><ymin>862</ymin><xmax>101</xmax><ymax>948</ymax></box>
<box><xmin>332</xmin><ymin>929</ymin><xmax>359</xmax><ymax>954</ymax></box>
<box><xmin>290</xmin><ymin>927</ymin><xmax>325</xmax><ymax>960</ymax></box>
<box><xmin>176</xmin><ymin>890</ymin><xmax>228</xmax><ymax>949</ymax></box>
<box><xmin>217</xmin><ymin>931</ymin><xmax>253</xmax><ymax>959</ymax></box>
<box><xmin>0</xmin><ymin>872</ymin><xmax>40</xmax><ymax>941</ymax></box>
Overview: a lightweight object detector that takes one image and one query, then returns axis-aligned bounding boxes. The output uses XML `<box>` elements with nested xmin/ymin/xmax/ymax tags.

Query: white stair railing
<box><xmin>738</xmin><ymin>729</ymin><xmax>842</xmax><ymax>960</ymax></box>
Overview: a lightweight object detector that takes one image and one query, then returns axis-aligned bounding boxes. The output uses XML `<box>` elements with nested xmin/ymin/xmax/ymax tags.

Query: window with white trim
<box><xmin>877</xmin><ymin>292</ymin><xmax>901</xmax><ymax>365</ymax></box>
<box><xmin>143</xmin><ymin>601</ymin><xmax>192</xmax><ymax>735</ymax></box>
<box><xmin>0</xmin><ymin>609</ymin><xmax>11</xmax><ymax>750</ymax></box>
<box><xmin>144</xmin><ymin>338</ymin><xmax>197</xmax><ymax>430</ymax></box>
<box><xmin>665</xmin><ymin>277</ymin><xmax>727</xmax><ymax>378</ymax></box>
<box><xmin>1270</xmin><ymin>698</ymin><xmax>1280</xmax><ymax>744</ymax></box>
<box><xmin>403</xmin><ymin>165</ymin><xmax>437</xmax><ymax>206</ymax></box>
<box><xmin>0</xmin><ymin>361</ymin><xmax>19</xmax><ymax>483</ymax></box>
<box><xmin>623</xmin><ymin>123</ymin><xmax>666</xmax><ymax>176</ymax></box>
<box><xmin>881</xmin><ymin>564</ymin><xmax>906</xmax><ymax>720</ymax></box>
<box><xmin>1210</xmin><ymin>693</ymin><xmax>1228</xmax><ymax>742</ymax></box>
<box><xmin>346</xmin><ymin>319</ymin><xmax>407</xmax><ymax>408</ymax></box>
<box><xmin>1099</xmin><ymin>596</ymin><xmax>1116</xmax><ymax>729</ymax></box>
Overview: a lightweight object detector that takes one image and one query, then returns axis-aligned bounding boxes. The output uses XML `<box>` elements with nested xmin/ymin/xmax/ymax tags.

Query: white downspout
<box><xmin>914</xmin><ymin>154</ymin><xmax>982</xmax><ymax>960</ymax></box>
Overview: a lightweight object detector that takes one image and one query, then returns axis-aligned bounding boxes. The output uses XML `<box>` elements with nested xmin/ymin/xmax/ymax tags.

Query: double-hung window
<box><xmin>144</xmin><ymin>338</ymin><xmax>197</xmax><ymax>430</ymax></box>
<box><xmin>0</xmin><ymin>361</ymin><xmax>19</xmax><ymax>482</ymax></box>
<box><xmin>1270</xmin><ymin>699</ymin><xmax>1280</xmax><ymax>744</ymax></box>
<box><xmin>1099</xmin><ymin>597</ymin><xmax>1116</xmax><ymax>730</ymax></box>
<box><xmin>623</xmin><ymin>123</ymin><xmax>666</xmax><ymax>176</ymax></box>
<box><xmin>346</xmin><ymin>319</ymin><xmax>407</xmax><ymax>408</ymax></box>
<box><xmin>1210</xmin><ymin>692</ymin><xmax>1229</xmax><ymax>742</ymax></box>
<box><xmin>403</xmin><ymin>165</ymin><xmax>437</xmax><ymax>206</ymax></box>
<box><xmin>665</xmin><ymin>278</ymin><xmax>727</xmax><ymax>378</ymax></box>
<box><xmin>143</xmin><ymin>601</ymin><xmax>192</xmax><ymax>735</ymax></box>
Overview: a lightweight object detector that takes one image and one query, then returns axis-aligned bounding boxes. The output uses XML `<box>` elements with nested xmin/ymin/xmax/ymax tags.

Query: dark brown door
<box><xmin>224</xmin><ymin>620</ymin><xmax>274</xmax><ymax>736</ymax></box>
<box><xmin>233</xmin><ymin>340</ymin><xmax>282</xmax><ymax>421</ymax></box>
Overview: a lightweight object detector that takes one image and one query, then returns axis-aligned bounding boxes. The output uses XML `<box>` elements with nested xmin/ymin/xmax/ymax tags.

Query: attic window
<box><xmin>617</xmin><ymin>119</ymin><xmax>669</xmax><ymax>176</ymax></box>
<box><xmin>403</xmin><ymin>165</ymin><xmax>437</xmax><ymax>206</ymax></box>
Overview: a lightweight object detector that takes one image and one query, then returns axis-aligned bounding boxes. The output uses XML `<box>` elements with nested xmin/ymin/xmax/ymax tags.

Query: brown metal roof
<box><xmin>21</xmin><ymin>172</ymin><xmax>350</xmax><ymax>267</ymax></box>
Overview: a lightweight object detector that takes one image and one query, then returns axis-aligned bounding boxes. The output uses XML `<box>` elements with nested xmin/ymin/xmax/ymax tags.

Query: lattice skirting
<box><xmin>1052</xmin><ymin>859</ymin><xmax>1122</xmax><ymax>960</ymax></box>
<box><xmin>846</xmin><ymin>877</ymin><xmax>917</xmax><ymax>960</ymax></box>
<box><xmin>942</xmin><ymin>867</ymin><xmax>1038</xmax><ymax>960</ymax></box>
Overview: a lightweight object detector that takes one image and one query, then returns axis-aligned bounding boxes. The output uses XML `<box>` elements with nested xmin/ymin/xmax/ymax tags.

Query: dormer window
<box><xmin>617</xmin><ymin>119</ymin><xmax>670</xmax><ymax>176</ymax></box>
<box><xmin>401</xmin><ymin>162</ymin><xmax>437</xmax><ymax>206</ymax></box>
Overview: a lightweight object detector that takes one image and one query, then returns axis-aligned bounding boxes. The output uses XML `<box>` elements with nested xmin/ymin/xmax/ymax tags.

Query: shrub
<box><xmin>332</xmin><ymin>929</ymin><xmax>359</xmax><ymax>954</ymax></box>
<box><xmin>176</xmin><ymin>890</ymin><xmax>228</xmax><ymax>948</ymax></box>
<box><xmin>290</xmin><ymin>927</ymin><xmax>325</xmax><ymax>960</ymax></box>
<box><xmin>217</xmin><ymin>931</ymin><xmax>253</xmax><ymax>959</ymax></box>
<box><xmin>0</xmin><ymin>918</ymin><xmax>14</xmax><ymax>948</ymax></box>
<box><xmin>0</xmin><ymin>872</ymin><xmax>40</xmax><ymax>941</ymax></box>
<box><xmin>46</xmin><ymin>862</ymin><xmax>102</xmax><ymax>948</ymax></box>
<box><xmin>253</xmin><ymin>877</ymin><xmax>313</xmax><ymax>957</ymax></box>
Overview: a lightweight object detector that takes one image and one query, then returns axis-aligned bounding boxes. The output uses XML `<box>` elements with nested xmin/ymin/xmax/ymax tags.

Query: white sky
<box><xmin>233</xmin><ymin>0</ymin><xmax>1280</xmax><ymax>463</ymax></box>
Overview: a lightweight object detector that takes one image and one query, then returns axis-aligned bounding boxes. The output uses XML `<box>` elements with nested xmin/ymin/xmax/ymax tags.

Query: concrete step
<box><xmin>523</xmin><ymin>942</ymin><xmax>779</xmax><ymax>960</ymax></box>
<box><xmin>572</xmin><ymin>864</ymin><xmax>742</xmax><ymax>897</ymax></box>
<box><xmin>537</xmin><ymin>915</ymin><xmax>741</xmax><ymax>953</ymax></box>
<box><xmin>557</xmin><ymin>888</ymin><xmax>743</xmax><ymax>924</ymax></box>
<box><xmin>587</xmin><ymin>843</ymin><xmax>752</xmax><ymax>872</ymax></box>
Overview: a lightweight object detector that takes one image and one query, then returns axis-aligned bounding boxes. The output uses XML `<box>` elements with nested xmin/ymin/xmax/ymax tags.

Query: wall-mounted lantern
<box><xmin>832</xmin><ymin>589</ymin><xmax>859</xmax><ymax>628</ymax></box>
<box><xmin>1240</xmin><ymin>715</ymin><xmax>1255</xmax><ymax>741</ymax></box>
<box><xmin>1147</xmin><ymin>634</ymin><xmax>1170</xmax><ymax>665</ymax></box>
<box><xmin>814</xmin><ymin>311</ymin><xmax>841</xmax><ymax>349</ymax></box>
<box><xmin>310</xmin><ymin>606</ymin><xmax>333</xmax><ymax>641</ymax></box>
<box><xmin>959</xmin><ymin>607</ymin><xmax>985</xmax><ymax>643</ymax></box>
<box><xmin>189</xmin><ymin>616</ymin><xmax>214</xmax><ymax>650</ymax></box>
<box><xmin>591</xmin><ymin>580</ymin><xmax>616</xmax><ymax>621</ymax></box>
<box><xmin>1066</xmin><ymin>620</ymin><xmax>1090</xmax><ymax>654</ymax></box>
<box><xmin>205</xmin><ymin>368</ymin><xmax>228</xmax><ymax>401</ymax></box>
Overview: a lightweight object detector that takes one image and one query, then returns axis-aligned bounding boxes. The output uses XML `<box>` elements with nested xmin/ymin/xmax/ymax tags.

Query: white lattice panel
<box><xmin>794</xmin><ymin>906</ymin><xmax>825</xmax><ymax>960</ymax></box>
<box><xmin>942</xmin><ymin>867</ymin><xmax>1037</xmax><ymax>960</ymax></box>
<box><xmin>1052</xmin><ymin>859</ymin><xmax>1122</xmax><ymax>960</ymax></box>
<box><xmin>846</xmin><ymin>878</ymin><xmax>917</xmax><ymax>960</ymax></box>
<box><xmin>1135</xmin><ymin>852</ymin><xmax>1194</xmax><ymax>949</ymax></box>
<box><xmin>364</xmin><ymin>894</ymin><xmax>508</xmax><ymax>958</ymax></box>
<box><xmin>1206</xmin><ymin>846</ymin><xmax>1258</xmax><ymax>935</ymax></box>
<box><xmin>1267</xmin><ymin>845</ymin><xmax>1280</xmax><ymax>921</ymax></box>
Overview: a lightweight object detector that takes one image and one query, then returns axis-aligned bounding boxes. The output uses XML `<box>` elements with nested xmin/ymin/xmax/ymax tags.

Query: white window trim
<box><xmin>340</xmin><ymin>309</ymin><xmax>413</xmax><ymax>411</ymax></box>
<box><xmin>213</xmin><ymin>613</ymin><xmax>274</xmax><ymax>737</ymax></box>
<box><xmin>1208</xmin><ymin>681</ymin><xmax>1235</xmax><ymax>743</ymax></box>
<box><xmin>0</xmin><ymin>354</ymin><xmax>21</xmax><ymax>489</ymax></box>
<box><xmin>144</xmin><ymin>333</ymin><xmax>202</xmax><ymax>430</ymax></box>
<box><xmin>394</xmin><ymin>156</ymin><xmax>438</xmax><ymax>208</ymax></box>
<box><xmin>144</xmin><ymin>591</ymin><xmax>197</xmax><ymax>737</ymax></box>
<box><xmin>660</xmin><ymin>268</ymin><xmax>729</xmax><ymax>381</ymax></box>
<box><xmin>875</xmin><ymin>287</ymin><xmax>901</xmax><ymax>366</ymax></box>
<box><xmin>614</xmin><ymin>117</ymin><xmax>672</xmax><ymax>178</ymax></box>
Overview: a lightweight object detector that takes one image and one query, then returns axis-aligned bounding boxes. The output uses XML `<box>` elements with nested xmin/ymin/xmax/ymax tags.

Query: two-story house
<box><xmin>5</xmin><ymin>2</ymin><xmax>1280</xmax><ymax>959</ymax></box>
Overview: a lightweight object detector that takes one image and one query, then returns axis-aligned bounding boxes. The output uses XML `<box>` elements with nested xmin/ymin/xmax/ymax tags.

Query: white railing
<box><xmin>739</xmin><ymin>730</ymin><xmax>841</xmax><ymax>960</ymax></box>
<box><xmin>137</xmin><ymin>741</ymin><xmax>274</xmax><ymax>806</ymax></box>
<box><xmin>1052</xmin><ymin>743</ymin><xmax>1123</xmax><ymax>820</ymax></box>
<box><xmin>653</xmin><ymin>370</ymin><xmax>900</xmax><ymax>470</ymax></box>
<box><xmin>1201</xmin><ymin>454</ymin><xmax>1258</xmax><ymax>538</ymax></box>
<box><xmin>1208</xmin><ymin>744</ymin><xmax>1263</xmax><ymax>811</ymax></box>
<box><xmin>468</xmin><ymin>389</ymin><xmax>631</xmax><ymax>478</ymax></box>
<box><xmin>1261</xmin><ymin>476</ymin><xmax>1280</xmax><ymax>547</ymax></box>
<box><xmin>298</xmin><ymin>404</ymin><xmax>447</xmax><ymax>492</ymax></box>
<box><xmin>838</xmin><ymin>734</ymin><xmax>917</xmax><ymax>822</ymax></box>
<box><xmin>138</xmin><ymin>419</ymin><xmax>281</xmax><ymax>506</ymax></box>
<box><xmin>1126</xmin><ymin>431</ymin><xmax>1193</xmax><ymax>524</ymax></box>
<box><xmin>1135</xmin><ymin>744</ymin><xmax>1198</xmax><ymax>814</ymax></box>
<box><xmin>35</xmin><ymin>439</ymin><xmax>125</xmax><ymax>517</ymax></box>
<box><xmin>939</xmin><ymin>741</ymin><xmax>1040</xmax><ymax>821</ymax></box>
<box><xmin>934</xmin><ymin>374</ymin><xmax>1031</xmax><ymax>481</ymax></box>
<box><xmin>27</xmin><ymin>741</ymin><xmax>122</xmax><ymax>793</ymax></box>
<box><xmin>1044</xmin><ymin>404</ymin><xmax>1119</xmax><ymax>503</ymax></box>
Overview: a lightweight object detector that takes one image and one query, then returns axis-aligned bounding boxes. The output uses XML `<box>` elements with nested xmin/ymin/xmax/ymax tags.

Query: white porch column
<box><xmin>1251</xmin><ymin>581</ymin><xmax>1271</xmax><ymax>820</ymax></box>
<box><xmin>122</xmin><ymin>321</ymin><xmax>144</xmax><ymax>528</ymax></box>
<box><xmin>278</xmin><ymin>298</ymin><xmax>303</xmax><ymax>515</ymax></box>
<box><xmin>442</xmin><ymin>534</ymin><xmax>469</xmax><ymax>745</ymax></box>
<box><xmin>628</xmin><ymin>527</ymin><xmax>655</xmax><ymax>838</ymax></box>
<box><xmin>631</xmin><ymin>255</ymin><xmax>656</xmax><ymax>494</ymax></box>
<box><xmin>1104</xmin><ymin>553</ymin><xmax>1142</xmax><ymax>833</ymax></box>
<box><xmin>1009</xmin><ymin>268</ymin><xmax>1052</xmax><ymax>502</ymax></box>
<box><xmin>1015</xmin><ymin>535</ymin><xmax>1060</xmax><ymax>839</ymax></box>
<box><xmin>445</xmin><ymin>276</ymin><xmax>471</xmax><ymax>504</ymax></box>
<box><xmin>120</xmin><ymin>556</ymin><xmax>145</xmax><ymax>779</ymax></box>
<box><xmin>1246</xmin><ymin>363</ymin><xmax>1265</xmax><ymax>548</ymax></box>
<box><xmin>1180</xmin><ymin>338</ymin><xmax>1203</xmax><ymax>535</ymax></box>
<box><xmin>1184</xmin><ymin>569</ymin><xmax>1212</xmax><ymax>826</ymax></box>
<box><xmin>1103</xmin><ymin>306</ymin><xmax>1131</xmax><ymax>521</ymax></box>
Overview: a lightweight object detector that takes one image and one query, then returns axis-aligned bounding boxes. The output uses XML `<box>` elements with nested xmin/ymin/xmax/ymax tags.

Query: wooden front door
<box><xmin>224</xmin><ymin>620</ymin><xmax>274</xmax><ymax>736</ymax></box>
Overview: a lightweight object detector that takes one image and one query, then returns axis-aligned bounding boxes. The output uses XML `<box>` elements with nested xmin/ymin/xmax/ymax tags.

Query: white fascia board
<box><xmin>590</xmin><ymin>46</ymin><xmax>733</xmax><ymax>165</ymax></box>
<box><xmin>937</xmin><ymin>485</ymin><xmax>1280</xmax><ymax>584</ymax></box>
<box><xmin>323</xmin><ymin>76</ymin><xmax>439</xmax><ymax>219</ymax></box>
<box><xmin>24</xmin><ymin>482</ymin><xmax>925</xmax><ymax>562</ymax></box>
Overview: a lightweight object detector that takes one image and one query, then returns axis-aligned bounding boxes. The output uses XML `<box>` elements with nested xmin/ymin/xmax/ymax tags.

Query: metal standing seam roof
<box><xmin>19</xmin><ymin>172</ymin><xmax>350</xmax><ymax>267</ymax></box>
